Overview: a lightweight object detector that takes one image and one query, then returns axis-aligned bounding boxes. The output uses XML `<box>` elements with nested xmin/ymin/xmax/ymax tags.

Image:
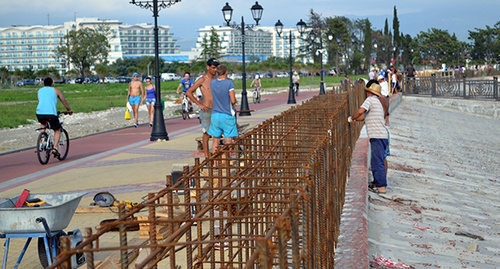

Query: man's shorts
<box><xmin>129</xmin><ymin>95</ymin><xmax>141</xmax><ymax>105</ymax></box>
<box><xmin>200</xmin><ymin>108</ymin><xmax>212</xmax><ymax>134</ymax></box>
<box><xmin>145</xmin><ymin>98</ymin><xmax>155</xmax><ymax>105</ymax></box>
<box><xmin>208</xmin><ymin>113</ymin><xmax>238</xmax><ymax>138</ymax></box>
<box><xmin>36</xmin><ymin>114</ymin><xmax>61</xmax><ymax>130</ymax></box>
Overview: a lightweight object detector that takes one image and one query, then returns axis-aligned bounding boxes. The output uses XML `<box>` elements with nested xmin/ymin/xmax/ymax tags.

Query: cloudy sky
<box><xmin>2</xmin><ymin>0</ymin><xmax>499</xmax><ymax>50</ymax></box>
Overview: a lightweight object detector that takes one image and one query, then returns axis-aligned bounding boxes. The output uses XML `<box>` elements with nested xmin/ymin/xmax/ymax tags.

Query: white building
<box><xmin>0</xmin><ymin>18</ymin><xmax>184</xmax><ymax>74</ymax></box>
<box><xmin>196</xmin><ymin>25</ymin><xmax>310</xmax><ymax>63</ymax></box>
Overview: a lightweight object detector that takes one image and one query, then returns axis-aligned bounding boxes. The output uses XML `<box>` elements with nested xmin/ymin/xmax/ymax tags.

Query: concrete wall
<box><xmin>403</xmin><ymin>96</ymin><xmax>499</xmax><ymax>119</ymax></box>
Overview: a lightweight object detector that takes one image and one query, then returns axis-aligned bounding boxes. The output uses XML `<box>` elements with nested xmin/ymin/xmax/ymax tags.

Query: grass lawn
<box><xmin>0</xmin><ymin>74</ymin><xmax>366</xmax><ymax>129</ymax></box>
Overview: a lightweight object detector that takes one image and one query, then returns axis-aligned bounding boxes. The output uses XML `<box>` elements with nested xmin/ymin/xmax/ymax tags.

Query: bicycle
<box><xmin>252</xmin><ymin>86</ymin><xmax>261</xmax><ymax>104</ymax></box>
<box><xmin>36</xmin><ymin>111</ymin><xmax>71</xmax><ymax>165</ymax></box>
<box><xmin>181</xmin><ymin>93</ymin><xmax>193</xmax><ymax>120</ymax></box>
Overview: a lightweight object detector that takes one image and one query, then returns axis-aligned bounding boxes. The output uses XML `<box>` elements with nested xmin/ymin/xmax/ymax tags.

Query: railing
<box><xmin>403</xmin><ymin>74</ymin><xmax>499</xmax><ymax>100</ymax></box>
<box><xmin>49</xmin><ymin>82</ymin><xmax>366</xmax><ymax>269</ymax></box>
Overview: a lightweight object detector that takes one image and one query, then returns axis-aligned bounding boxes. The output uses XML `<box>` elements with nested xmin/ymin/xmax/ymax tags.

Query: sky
<box><xmin>1</xmin><ymin>0</ymin><xmax>499</xmax><ymax>50</ymax></box>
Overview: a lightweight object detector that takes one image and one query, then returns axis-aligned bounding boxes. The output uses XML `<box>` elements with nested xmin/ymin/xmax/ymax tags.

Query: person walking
<box><xmin>208</xmin><ymin>64</ymin><xmax>238</xmax><ymax>154</ymax></box>
<box><xmin>144</xmin><ymin>77</ymin><xmax>156</xmax><ymax>127</ymax></box>
<box><xmin>127</xmin><ymin>72</ymin><xmax>145</xmax><ymax>127</ymax></box>
<box><xmin>186</xmin><ymin>58</ymin><xmax>219</xmax><ymax>158</ymax></box>
<box><xmin>36</xmin><ymin>77</ymin><xmax>72</xmax><ymax>158</ymax></box>
<box><xmin>292</xmin><ymin>71</ymin><xmax>300</xmax><ymax>94</ymax></box>
<box><xmin>378</xmin><ymin>75</ymin><xmax>390</xmax><ymax>126</ymax></box>
<box><xmin>349</xmin><ymin>80</ymin><xmax>389</xmax><ymax>194</ymax></box>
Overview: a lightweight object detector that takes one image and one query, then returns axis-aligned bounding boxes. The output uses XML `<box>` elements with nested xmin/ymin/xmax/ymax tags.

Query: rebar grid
<box><xmin>49</xmin><ymin>82</ymin><xmax>366</xmax><ymax>269</ymax></box>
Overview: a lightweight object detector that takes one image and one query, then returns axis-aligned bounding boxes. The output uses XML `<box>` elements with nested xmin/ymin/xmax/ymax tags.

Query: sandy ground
<box><xmin>0</xmin><ymin>101</ymin><xmax>182</xmax><ymax>154</ymax></box>
<box><xmin>368</xmin><ymin>101</ymin><xmax>500</xmax><ymax>268</ymax></box>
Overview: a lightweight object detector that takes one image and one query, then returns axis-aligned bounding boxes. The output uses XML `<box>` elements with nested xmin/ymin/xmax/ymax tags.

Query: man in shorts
<box><xmin>36</xmin><ymin>77</ymin><xmax>72</xmax><ymax>159</ymax></box>
<box><xmin>186</xmin><ymin>58</ymin><xmax>219</xmax><ymax>158</ymax></box>
<box><xmin>128</xmin><ymin>72</ymin><xmax>145</xmax><ymax>127</ymax></box>
<box><xmin>208</xmin><ymin>64</ymin><xmax>238</xmax><ymax>154</ymax></box>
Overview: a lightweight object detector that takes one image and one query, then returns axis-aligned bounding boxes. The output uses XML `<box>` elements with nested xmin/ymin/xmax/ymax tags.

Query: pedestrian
<box><xmin>36</xmin><ymin>77</ymin><xmax>72</xmax><ymax>158</ymax></box>
<box><xmin>186</xmin><ymin>58</ymin><xmax>219</xmax><ymax>158</ymax></box>
<box><xmin>368</xmin><ymin>68</ymin><xmax>375</xmax><ymax>80</ymax></box>
<box><xmin>390</xmin><ymin>69</ymin><xmax>399</xmax><ymax>95</ymax></box>
<box><xmin>349</xmin><ymin>80</ymin><xmax>389</xmax><ymax>194</ymax></box>
<box><xmin>208</xmin><ymin>64</ymin><xmax>238</xmax><ymax>154</ymax></box>
<box><xmin>176</xmin><ymin>72</ymin><xmax>194</xmax><ymax>110</ymax></box>
<box><xmin>144</xmin><ymin>77</ymin><xmax>156</xmax><ymax>127</ymax></box>
<box><xmin>378</xmin><ymin>75</ymin><xmax>390</xmax><ymax>126</ymax></box>
<box><xmin>292</xmin><ymin>71</ymin><xmax>300</xmax><ymax>93</ymax></box>
<box><xmin>127</xmin><ymin>72</ymin><xmax>144</xmax><ymax>127</ymax></box>
<box><xmin>406</xmin><ymin>64</ymin><xmax>417</xmax><ymax>92</ymax></box>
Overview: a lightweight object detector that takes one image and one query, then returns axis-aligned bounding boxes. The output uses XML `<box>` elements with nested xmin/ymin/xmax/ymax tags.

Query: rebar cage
<box><xmin>49</xmin><ymin>82</ymin><xmax>366</xmax><ymax>269</ymax></box>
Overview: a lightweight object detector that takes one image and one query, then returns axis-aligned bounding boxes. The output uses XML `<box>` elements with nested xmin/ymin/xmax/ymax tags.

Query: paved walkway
<box><xmin>0</xmin><ymin>90</ymin><xmax>320</xmax><ymax>268</ymax></box>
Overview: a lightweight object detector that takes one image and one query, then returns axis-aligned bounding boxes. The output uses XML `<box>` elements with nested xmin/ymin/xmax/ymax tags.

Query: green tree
<box><xmin>363</xmin><ymin>19</ymin><xmax>373</xmax><ymax>71</ymax></box>
<box><xmin>0</xmin><ymin>67</ymin><xmax>10</xmax><ymax>86</ymax></box>
<box><xmin>468</xmin><ymin>23</ymin><xmax>500</xmax><ymax>65</ymax></box>
<box><xmin>56</xmin><ymin>28</ymin><xmax>110</xmax><ymax>77</ymax></box>
<box><xmin>413</xmin><ymin>28</ymin><xmax>463</xmax><ymax>68</ymax></box>
<box><xmin>393</xmin><ymin>6</ymin><xmax>400</xmax><ymax>64</ymax></box>
<box><xmin>199</xmin><ymin>27</ymin><xmax>224</xmax><ymax>61</ymax></box>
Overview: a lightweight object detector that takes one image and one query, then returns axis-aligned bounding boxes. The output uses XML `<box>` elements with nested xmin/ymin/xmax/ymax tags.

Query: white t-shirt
<box><xmin>380</xmin><ymin>81</ymin><xmax>389</xmax><ymax>96</ymax></box>
<box><xmin>361</xmin><ymin>96</ymin><xmax>388</xmax><ymax>139</ymax></box>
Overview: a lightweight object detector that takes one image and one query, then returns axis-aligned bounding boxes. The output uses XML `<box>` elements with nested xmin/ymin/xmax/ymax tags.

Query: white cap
<box><xmin>377</xmin><ymin>75</ymin><xmax>385</xmax><ymax>80</ymax></box>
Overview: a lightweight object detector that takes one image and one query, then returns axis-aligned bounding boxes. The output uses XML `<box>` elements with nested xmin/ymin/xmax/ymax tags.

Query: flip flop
<box><xmin>368</xmin><ymin>181</ymin><xmax>375</xmax><ymax>189</ymax></box>
<box><xmin>368</xmin><ymin>187</ymin><xmax>386</xmax><ymax>194</ymax></box>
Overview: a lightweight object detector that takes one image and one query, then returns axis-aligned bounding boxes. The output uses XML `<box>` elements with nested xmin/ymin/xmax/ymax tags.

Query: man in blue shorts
<box><xmin>176</xmin><ymin>72</ymin><xmax>194</xmax><ymax>111</ymax></box>
<box><xmin>36</xmin><ymin>77</ymin><xmax>72</xmax><ymax>158</ymax></box>
<box><xmin>208</xmin><ymin>64</ymin><xmax>238</xmax><ymax>154</ymax></box>
<box><xmin>127</xmin><ymin>72</ymin><xmax>144</xmax><ymax>127</ymax></box>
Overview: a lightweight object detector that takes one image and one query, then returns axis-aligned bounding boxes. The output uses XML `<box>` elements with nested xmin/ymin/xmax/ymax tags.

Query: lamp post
<box><xmin>275</xmin><ymin>19</ymin><xmax>306</xmax><ymax>104</ymax></box>
<box><xmin>130</xmin><ymin>0</ymin><xmax>180</xmax><ymax>141</ymax></box>
<box><xmin>309</xmin><ymin>29</ymin><xmax>332</xmax><ymax>95</ymax></box>
<box><xmin>222</xmin><ymin>2</ymin><xmax>263</xmax><ymax>116</ymax></box>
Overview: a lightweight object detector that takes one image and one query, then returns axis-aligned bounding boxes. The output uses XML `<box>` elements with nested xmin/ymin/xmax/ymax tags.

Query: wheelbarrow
<box><xmin>0</xmin><ymin>191</ymin><xmax>87</xmax><ymax>269</ymax></box>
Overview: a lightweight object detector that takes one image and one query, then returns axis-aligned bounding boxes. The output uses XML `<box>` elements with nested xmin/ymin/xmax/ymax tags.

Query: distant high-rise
<box><xmin>0</xmin><ymin>18</ymin><xmax>182</xmax><ymax>74</ymax></box>
<box><xmin>195</xmin><ymin>25</ymin><xmax>309</xmax><ymax>63</ymax></box>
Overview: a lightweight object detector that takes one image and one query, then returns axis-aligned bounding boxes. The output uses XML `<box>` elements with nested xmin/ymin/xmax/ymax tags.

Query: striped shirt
<box><xmin>361</xmin><ymin>96</ymin><xmax>388</xmax><ymax>139</ymax></box>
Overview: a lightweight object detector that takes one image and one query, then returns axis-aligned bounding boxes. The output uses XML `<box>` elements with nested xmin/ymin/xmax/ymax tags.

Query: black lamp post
<box><xmin>222</xmin><ymin>2</ymin><xmax>263</xmax><ymax>116</ymax></box>
<box><xmin>275</xmin><ymin>19</ymin><xmax>306</xmax><ymax>104</ymax></box>
<box><xmin>130</xmin><ymin>0</ymin><xmax>180</xmax><ymax>141</ymax></box>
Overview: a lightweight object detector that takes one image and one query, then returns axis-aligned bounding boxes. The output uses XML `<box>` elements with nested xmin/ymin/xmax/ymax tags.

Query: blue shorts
<box><xmin>129</xmin><ymin>95</ymin><xmax>141</xmax><ymax>105</ymax></box>
<box><xmin>208</xmin><ymin>113</ymin><xmax>238</xmax><ymax>138</ymax></box>
<box><xmin>145</xmin><ymin>98</ymin><xmax>155</xmax><ymax>105</ymax></box>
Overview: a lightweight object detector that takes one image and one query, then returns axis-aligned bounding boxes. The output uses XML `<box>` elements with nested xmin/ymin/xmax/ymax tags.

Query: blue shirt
<box><xmin>210</xmin><ymin>79</ymin><xmax>235</xmax><ymax>116</ymax></box>
<box><xmin>180</xmin><ymin>78</ymin><xmax>194</xmax><ymax>93</ymax></box>
<box><xmin>36</xmin><ymin>86</ymin><xmax>57</xmax><ymax>116</ymax></box>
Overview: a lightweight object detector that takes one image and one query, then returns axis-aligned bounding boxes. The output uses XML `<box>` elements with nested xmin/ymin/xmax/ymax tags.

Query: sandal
<box><xmin>368</xmin><ymin>187</ymin><xmax>386</xmax><ymax>194</ymax></box>
<box><xmin>368</xmin><ymin>181</ymin><xmax>375</xmax><ymax>189</ymax></box>
<box><xmin>52</xmin><ymin>149</ymin><xmax>60</xmax><ymax>159</ymax></box>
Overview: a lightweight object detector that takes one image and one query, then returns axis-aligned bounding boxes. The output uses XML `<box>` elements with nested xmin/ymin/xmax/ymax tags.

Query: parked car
<box><xmin>276</xmin><ymin>72</ymin><xmax>288</xmax><ymax>78</ymax></box>
<box><xmin>103</xmin><ymin>77</ymin><xmax>118</xmax><ymax>83</ymax></box>
<box><xmin>54</xmin><ymin>78</ymin><xmax>67</xmax><ymax>84</ymax></box>
<box><xmin>117</xmin><ymin>77</ymin><xmax>132</xmax><ymax>83</ymax></box>
<box><xmin>161</xmin><ymin>73</ymin><xmax>177</xmax><ymax>81</ymax></box>
<box><xmin>74</xmin><ymin>77</ymin><xmax>85</xmax><ymax>84</ymax></box>
<box><xmin>16</xmin><ymin>80</ymin><xmax>36</xmax><ymax>87</ymax></box>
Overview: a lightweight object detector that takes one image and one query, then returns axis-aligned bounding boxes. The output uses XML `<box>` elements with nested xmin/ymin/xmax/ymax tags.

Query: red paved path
<box><xmin>0</xmin><ymin>91</ymin><xmax>317</xmax><ymax>184</ymax></box>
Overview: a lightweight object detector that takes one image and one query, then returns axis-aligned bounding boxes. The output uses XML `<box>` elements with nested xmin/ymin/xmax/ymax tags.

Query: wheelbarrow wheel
<box><xmin>38</xmin><ymin>235</ymin><xmax>61</xmax><ymax>268</ymax></box>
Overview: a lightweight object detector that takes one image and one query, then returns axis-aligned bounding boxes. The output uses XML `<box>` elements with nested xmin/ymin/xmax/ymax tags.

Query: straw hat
<box><xmin>365</xmin><ymin>84</ymin><xmax>381</xmax><ymax>96</ymax></box>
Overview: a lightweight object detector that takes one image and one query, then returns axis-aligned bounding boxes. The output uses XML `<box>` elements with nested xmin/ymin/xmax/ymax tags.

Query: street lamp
<box><xmin>222</xmin><ymin>2</ymin><xmax>263</xmax><ymax>116</ymax></box>
<box><xmin>130</xmin><ymin>0</ymin><xmax>180</xmax><ymax>141</ymax></box>
<box><xmin>275</xmin><ymin>19</ymin><xmax>306</xmax><ymax>104</ymax></box>
<box><xmin>309</xmin><ymin>29</ymin><xmax>330</xmax><ymax>95</ymax></box>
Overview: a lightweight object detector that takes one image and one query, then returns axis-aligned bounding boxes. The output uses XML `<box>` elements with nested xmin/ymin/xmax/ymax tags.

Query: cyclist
<box><xmin>176</xmin><ymin>72</ymin><xmax>194</xmax><ymax>111</ymax></box>
<box><xmin>35</xmin><ymin>77</ymin><xmax>72</xmax><ymax>159</ymax></box>
<box><xmin>250</xmin><ymin>74</ymin><xmax>261</xmax><ymax>100</ymax></box>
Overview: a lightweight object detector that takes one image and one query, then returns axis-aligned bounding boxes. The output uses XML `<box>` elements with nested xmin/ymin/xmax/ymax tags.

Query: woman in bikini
<box><xmin>144</xmin><ymin>77</ymin><xmax>156</xmax><ymax>126</ymax></box>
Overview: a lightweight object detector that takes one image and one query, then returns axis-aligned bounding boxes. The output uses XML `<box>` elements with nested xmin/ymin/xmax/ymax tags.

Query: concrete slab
<box><xmin>368</xmin><ymin>101</ymin><xmax>500</xmax><ymax>268</ymax></box>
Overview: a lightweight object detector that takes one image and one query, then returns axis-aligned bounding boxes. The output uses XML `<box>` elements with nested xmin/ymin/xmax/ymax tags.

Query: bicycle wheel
<box><xmin>257</xmin><ymin>92</ymin><xmax>261</xmax><ymax>103</ymax></box>
<box><xmin>295</xmin><ymin>86</ymin><xmax>299</xmax><ymax>96</ymax></box>
<box><xmin>57</xmin><ymin>128</ymin><xmax>70</xmax><ymax>160</ymax></box>
<box><xmin>253</xmin><ymin>91</ymin><xmax>257</xmax><ymax>104</ymax></box>
<box><xmin>182</xmin><ymin>102</ymin><xmax>188</xmax><ymax>120</ymax></box>
<box><xmin>36</xmin><ymin>132</ymin><xmax>50</xmax><ymax>165</ymax></box>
